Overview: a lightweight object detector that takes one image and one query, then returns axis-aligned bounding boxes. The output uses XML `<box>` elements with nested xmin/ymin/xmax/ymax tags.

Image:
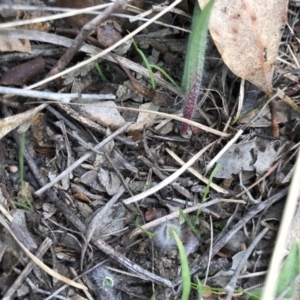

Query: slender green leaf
<box><xmin>173</xmin><ymin>230</ymin><xmax>191</xmax><ymax>300</ymax></box>
<box><xmin>276</xmin><ymin>242</ymin><xmax>300</xmax><ymax>298</ymax></box>
<box><xmin>135</xmin><ymin>217</ymin><xmax>156</xmax><ymax>238</ymax></box>
<box><xmin>195</xmin><ymin>277</ymin><xmax>203</xmax><ymax>300</ymax></box>
<box><xmin>94</xmin><ymin>62</ymin><xmax>107</xmax><ymax>81</ymax></box>
<box><xmin>245</xmin><ymin>289</ymin><xmax>262</xmax><ymax>300</ymax></box>
<box><xmin>150</xmin><ymin>290</ymin><xmax>158</xmax><ymax>300</ymax></box>
<box><xmin>202</xmin><ymin>163</ymin><xmax>221</xmax><ymax>202</ymax></box>
<box><xmin>179</xmin><ymin>209</ymin><xmax>200</xmax><ymax>239</ymax></box>
<box><xmin>150</xmin><ymin>64</ymin><xmax>180</xmax><ymax>89</ymax></box>
<box><xmin>192</xmin><ymin>163</ymin><xmax>220</xmax><ymax>224</ymax></box>
<box><xmin>182</xmin><ymin>0</ymin><xmax>215</xmax><ymax>93</ymax></box>
<box><xmin>132</xmin><ymin>38</ymin><xmax>156</xmax><ymax>89</ymax></box>
<box><xmin>12</xmin><ymin>200</ymin><xmax>32</xmax><ymax>210</ymax></box>
<box><xmin>132</xmin><ymin>183</ymin><xmax>154</xmax><ymax>192</ymax></box>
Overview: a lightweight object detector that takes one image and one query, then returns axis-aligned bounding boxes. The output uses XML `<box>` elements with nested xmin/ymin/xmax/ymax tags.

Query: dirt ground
<box><xmin>0</xmin><ymin>0</ymin><xmax>300</xmax><ymax>299</ymax></box>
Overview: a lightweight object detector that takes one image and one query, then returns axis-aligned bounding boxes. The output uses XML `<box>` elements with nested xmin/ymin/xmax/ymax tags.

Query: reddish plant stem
<box><xmin>181</xmin><ymin>75</ymin><xmax>202</xmax><ymax>134</ymax></box>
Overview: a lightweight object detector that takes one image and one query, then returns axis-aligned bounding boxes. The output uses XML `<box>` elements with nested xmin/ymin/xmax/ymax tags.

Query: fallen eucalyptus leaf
<box><xmin>199</xmin><ymin>0</ymin><xmax>288</xmax><ymax>95</ymax></box>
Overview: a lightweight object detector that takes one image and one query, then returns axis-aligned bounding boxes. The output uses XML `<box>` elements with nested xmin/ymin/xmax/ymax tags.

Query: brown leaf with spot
<box><xmin>199</xmin><ymin>0</ymin><xmax>288</xmax><ymax>95</ymax></box>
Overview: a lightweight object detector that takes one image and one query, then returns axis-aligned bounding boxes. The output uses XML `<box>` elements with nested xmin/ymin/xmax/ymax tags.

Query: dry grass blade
<box><xmin>0</xmin><ymin>215</ymin><xmax>87</xmax><ymax>290</ymax></box>
<box><xmin>206</xmin><ymin>129</ymin><xmax>243</xmax><ymax>172</ymax></box>
<box><xmin>0</xmin><ymin>30</ymin><xmax>181</xmax><ymax>96</ymax></box>
<box><xmin>34</xmin><ymin>122</ymin><xmax>132</xmax><ymax>196</ymax></box>
<box><xmin>233</xmin><ymin>78</ymin><xmax>245</xmax><ymax>123</ymax></box>
<box><xmin>123</xmin><ymin>141</ymin><xmax>215</xmax><ymax>204</ymax></box>
<box><xmin>262</xmin><ymin>145</ymin><xmax>300</xmax><ymax>299</ymax></box>
<box><xmin>130</xmin><ymin>198</ymin><xmax>221</xmax><ymax>238</ymax></box>
<box><xmin>277</xmin><ymin>88</ymin><xmax>300</xmax><ymax>114</ymax></box>
<box><xmin>81</xmin><ymin>184</ymin><xmax>126</xmax><ymax>270</ymax></box>
<box><xmin>129</xmin><ymin>198</ymin><xmax>245</xmax><ymax>239</ymax></box>
<box><xmin>114</xmin><ymin>106</ymin><xmax>229</xmax><ymax>137</ymax></box>
<box><xmin>19</xmin><ymin>102</ymin><xmax>229</xmax><ymax>136</ymax></box>
<box><xmin>165</xmin><ymin>148</ymin><xmax>228</xmax><ymax>194</ymax></box>
<box><xmin>23</xmin><ymin>0</ymin><xmax>183</xmax><ymax>91</ymax></box>
<box><xmin>2</xmin><ymin>238</ymin><xmax>53</xmax><ymax>300</ymax></box>
<box><xmin>0</xmin><ymin>203</ymin><xmax>13</xmax><ymax>222</ymax></box>
<box><xmin>0</xmin><ymin>3</ymin><xmax>112</xmax><ymax>28</ymax></box>
<box><xmin>0</xmin><ymin>86</ymin><xmax>115</xmax><ymax>102</ymax></box>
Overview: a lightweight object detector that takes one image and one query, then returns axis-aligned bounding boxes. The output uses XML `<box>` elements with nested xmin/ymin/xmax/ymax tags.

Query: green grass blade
<box><xmin>132</xmin><ymin>183</ymin><xmax>154</xmax><ymax>192</ymax></box>
<box><xmin>131</xmin><ymin>38</ymin><xmax>156</xmax><ymax>89</ymax></box>
<box><xmin>150</xmin><ymin>290</ymin><xmax>158</xmax><ymax>300</ymax></box>
<box><xmin>173</xmin><ymin>230</ymin><xmax>191</xmax><ymax>300</ymax></box>
<box><xmin>150</xmin><ymin>64</ymin><xmax>180</xmax><ymax>89</ymax></box>
<box><xmin>192</xmin><ymin>163</ymin><xmax>220</xmax><ymax>224</ymax></box>
<box><xmin>135</xmin><ymin>217</ymin><xmax>156</xmax><ymax>238</ymax></box>
<box><xmin>245</xmin><ymin>289</ymin><xmax>262</xmax><ymax>300</ymax></box>
<box><xmin>12</xmin><ymin>200</ymin><xmax>32</xmax><ymax>210</ymax></box>
<box><xmin>202</xmin><ymin>163</ymin><xmax>220</xmax><ymax>202</ymax></box>
<box><xmin>94</xmin><ymin>62</ymin><xmax>107</xmax><ymax>81</ymax></box>
<box><xmin>195</xmin><ymin>277</ymin><xmax>203</xmax><ymax>300</ymax></box>
<box><xmin>179</xmin><ymin>208</ymin><xmax>200</xmax><ymax>239</ymax></box>
<box><xmin>276</xmin><ymin>242</ymin><xmax>299</xmax><ymax>298</ymax></box>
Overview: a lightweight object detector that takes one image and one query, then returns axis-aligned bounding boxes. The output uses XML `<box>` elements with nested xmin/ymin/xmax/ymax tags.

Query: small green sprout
<box><xmin>214</xmin><ymin>223</ymin><xmax>223</xmax><ymax>230</ymax></box>
<box><xmin>173</xmin><ymin>229</ymin><xmax>191</xmax><ymax>300</ymax></box>
<box><xmin>132</xmin><ymin>37</ymin><xmax>156</xmax><ymax>89</ymax></box>
<box><xmin>131</xmin><ymin>37</ymin><xmax>179</xmax><ymax>89</ymax></box>
<box><xmin>135</xmin><ymin>217</ymin><xmax>156</xmax><ymax>238</ymax></box>
<box><xmin>94</xmin><ymin>61</ymin><xmax>107</xmax><ymax>81</ymax></box>
<box><xmin>102</xmin><ymin>276</ymin><xmax>114</xmax><ymax>288</ymax></box>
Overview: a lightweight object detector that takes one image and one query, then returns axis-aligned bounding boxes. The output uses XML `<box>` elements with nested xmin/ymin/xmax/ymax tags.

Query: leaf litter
<box><xmin>0</xmin><ymin>0</ymin><xmax>299</xmax><ymax>299</ymax></box>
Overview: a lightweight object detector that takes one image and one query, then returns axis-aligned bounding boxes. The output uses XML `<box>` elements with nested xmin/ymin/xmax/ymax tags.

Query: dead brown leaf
<box><xmin>0</xmin><ymin>35</ymin><xmax>31</xmax><ymax>53</ymax></box>
<box><xmin>78</xmin><ymin>101</ymin><xmax>126</xmax><ymax>129</ymax></box>
<box><xmin>199</xmin><ymin>0</ymin><xmax>288</xmax><ymax>95</ymax></box>
<box><xmin>0</xmin><ymin>9</ymin><xmax>50</xmax><ymax>53</ymax></box>
<box><xmin>30</xmin><ymin>113</ymin><xmax>52</xmax><ymax>148</ymax></box>
<box><xmin>0</xmin><ymin>57</ymin><xmax>45</xmax><ymax>86</ymax></box>
<box><xmin>0</xmin><ymin>104</ymin><xmax>47</xmax><ymax>140</ymax></box>
<box><xmin>127</xmin><ymin>103</ymin><xmax>160</xmax><ymax>132</ymax></box>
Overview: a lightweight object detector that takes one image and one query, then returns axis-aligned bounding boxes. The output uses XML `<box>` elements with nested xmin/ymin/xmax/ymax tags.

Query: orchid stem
<box><xmin>181</xmin><ymin>0</ymin><xmax>215</xmax><ymax>134</ymax></box>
